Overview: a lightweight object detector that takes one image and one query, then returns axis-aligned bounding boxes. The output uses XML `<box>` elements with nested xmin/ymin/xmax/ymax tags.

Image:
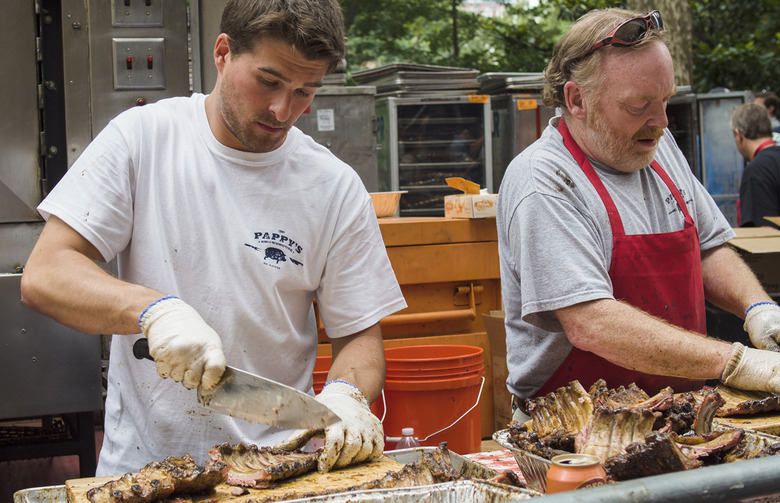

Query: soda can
<box><xmin>546</xmin><ymin>454</ymin><xmax>607</xmax><ymax>493</ymax></box>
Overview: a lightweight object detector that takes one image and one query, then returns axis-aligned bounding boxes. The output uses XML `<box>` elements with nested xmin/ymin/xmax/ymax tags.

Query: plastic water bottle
<box><xmin>395</xmin><ymin>427</ymin><xmax>421</xmax><ymax>449</ymax></box>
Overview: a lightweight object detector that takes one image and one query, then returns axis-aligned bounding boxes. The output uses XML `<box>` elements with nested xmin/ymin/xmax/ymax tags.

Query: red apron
<box><xmin>534</xmin><ymin>118</ymin><xmax>706</xmax><ymax>397</ymax></box>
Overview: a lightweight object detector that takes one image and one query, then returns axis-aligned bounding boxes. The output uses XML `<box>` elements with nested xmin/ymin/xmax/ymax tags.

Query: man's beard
<box><xmin>581</xmin><ymin>99</ymin><xmax>664</xmax><ymax>172</ymax></box>
<box><xmin>218</xmin><ymin>75</ymin><xmax>290</xmax><ymax>153</ymax></box>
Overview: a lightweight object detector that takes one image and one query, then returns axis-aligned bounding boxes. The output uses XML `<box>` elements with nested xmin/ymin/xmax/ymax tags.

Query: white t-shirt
<box><xmin>496</xmin><ymin>116</ymin><xmax>734</xmax><ymax>399</ymax></box>
<box><xmin>38</xmin><ymin>93</ymin><xmax>407</xmax><ymax>475</ymax></box>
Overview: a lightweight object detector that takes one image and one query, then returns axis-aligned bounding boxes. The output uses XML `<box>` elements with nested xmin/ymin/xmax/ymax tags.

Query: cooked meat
<box><xmin>507</xmin><ymin>431</ymin><xmax>573</xmax><ymax>461</ymax></box>
<box><xmin>710</xmin><ymin>386</ymin><xmax>780</xmax><ymax>417</ymax></box>
<box><xmin>673</xmin><ymin>429</ymin><xmax>744</xmax><ymax>461</ymax></box>
<box><xmin>691</xmin><ymin>388</ymin><xmax>725</xmax><ymax>436</ymax></box>
<box><xmin>86</xmin><ymin>454</ymin><xmax>227</xmax><ymax>503</ymax></box>
<box><xmin>590</xmin><ymin>379</ymin><xmax>674</xmax><ymax>412</ymax></box>
<box><xmin>208</xmin><ymin>443</ymin><xmax>318</xmax><ymax>488</ymax></box>
<box><xmin>655</xmin><ymin>394</ymin><xmax>697</xmax><ymax>434</ymax></box>
<box><xmin>575</xmin><ymin>406</ymin><xmax>659</xmax><ymax>464</ymax></box>
<box><xmin>525</xmin><ymin>381</ymin><xmax>594</xmax><ymax>437</ymax></box>
<box><xmin>603</xmin><ymin>432</ymin><xmax>702</xmax><ymax>481</ymax></box>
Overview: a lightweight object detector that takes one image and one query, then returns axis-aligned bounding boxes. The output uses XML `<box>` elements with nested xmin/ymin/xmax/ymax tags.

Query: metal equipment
<box><xmin>0</xmin><ymin>0</ymin><xmax>191</xmax><ymax>476</ymax></box>
<box><xmin>489</xmin><ymin>93</ymin><xmax>555</xmax><ymax>191</ymax></box>
<box><xmin>294</xmin><ymin>86</ymin><xmax>379</xmax><ymax>191</ymax></box>
<box><xmin>376</xmin><ymin>96</ymin><xmax>493</xmax><ymax>216</ymax></box>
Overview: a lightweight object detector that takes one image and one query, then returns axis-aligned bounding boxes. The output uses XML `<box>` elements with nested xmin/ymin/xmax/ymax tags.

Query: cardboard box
<box><xmin>444</xmin><ymin>177</ymin><xmax>497</xmax><ymax>219</ymax></box>
<box><xmin>482</xmin><ymin>310</ymin><xmax>513</xmax><ymax>432</ymax></box>
<box><xmin>444</xmin><ymin>193</ymin><xmax>498</xmax><ymax>219</ymax></box>
<box><xmin>729</xmin><ymin>226</ymin><xmax>780</xmax><ymax>294</ymax></box>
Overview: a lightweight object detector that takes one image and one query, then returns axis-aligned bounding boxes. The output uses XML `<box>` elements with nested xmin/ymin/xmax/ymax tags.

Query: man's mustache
<box><xmin>634</xmin><ymin>128</ymin><xmax>665</xmax><ymax>141</ymax></box>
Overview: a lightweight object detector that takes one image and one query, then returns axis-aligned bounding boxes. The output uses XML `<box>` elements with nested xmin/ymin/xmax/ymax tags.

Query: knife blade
<box><xmin>133</xmin><ymin>338</ymin><xmax>341</xmax><ymax>430</ymax></box>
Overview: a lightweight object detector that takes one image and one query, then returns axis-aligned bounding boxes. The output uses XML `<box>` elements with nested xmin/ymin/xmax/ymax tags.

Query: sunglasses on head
<box><xmin>584</xmin><ymin>10</ymin><xmax>664</xmax><ymax>56</ymax></box>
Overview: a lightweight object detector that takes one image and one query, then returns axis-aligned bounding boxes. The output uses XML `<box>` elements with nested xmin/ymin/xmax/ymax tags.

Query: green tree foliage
<box><xmin>691</xmin><ymin>0</ymin><xmax>780</xmax><ymax>93</ymax></box>
<box><xmin>342</xmin><ymin>0</ymin><xmax>779</xmax><ymax>94</ymax></box>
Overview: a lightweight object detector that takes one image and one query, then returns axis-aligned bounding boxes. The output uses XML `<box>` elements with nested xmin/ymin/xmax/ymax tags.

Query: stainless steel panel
<box><xmin>191</xmin><ymin>0</ymin><xmax>226</xmax><ymax>94</ymax></box>
<box><xmin>294</xmin><ymin>86</ymin><xmax>379</xmax><ymax>191</ymax></box>
<box><xmin>0</xmin><ymin>274</ymin><xmax>102</xmax><ymax>419</ymax></box>
<box><xmin>87</xmin><ymin>0</ymin><xmax>189</xmax><ymax>136</ymax></box>
<box><xmin>0</xmin><ymin>2</ymin><xmax>43</xmax><ymax>223</ymax></box>
<box><xmin>0</xmin><ymin>222</ymin><xmax>44</xmax><ymax>274</ymax></box>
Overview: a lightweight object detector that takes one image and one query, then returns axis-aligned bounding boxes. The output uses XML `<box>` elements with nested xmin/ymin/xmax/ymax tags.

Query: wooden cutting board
<box><xmin>66</xmin><ymin>455</ymin><xmax>404</xmax><ymax>503</ymax></box>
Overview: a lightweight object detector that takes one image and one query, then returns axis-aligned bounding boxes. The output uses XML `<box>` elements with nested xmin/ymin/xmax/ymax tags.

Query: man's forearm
<box><xmin>557</xmin><ymin>298</ymin><xmax>733</xmax><ymax>380</ymax></box>
<box><xmin>21</xmin><ymin>216</ymin><xmax>162</xmax><ymax>335</ymax></box>
<box><xmin>328</xmin><ymin>323</ymin><xmax>385</xmax><ymax>403</ymax></box>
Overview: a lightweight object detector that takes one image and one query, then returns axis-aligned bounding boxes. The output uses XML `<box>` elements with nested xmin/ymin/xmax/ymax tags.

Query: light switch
<box><xmin>112</xmin><ymin>0</ymin><xmax>163</xmax><ymax>27</ymax></box>
<box><xmin>112</xmin><ymin>38</ymin><xmax>166</xmax><ymax>90</ymax></box>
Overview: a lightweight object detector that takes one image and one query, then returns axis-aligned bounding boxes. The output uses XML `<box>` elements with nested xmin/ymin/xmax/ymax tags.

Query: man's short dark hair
<box><xmin>220</xmin><ymin>0</ymin><xmax>346</xmax><ymax>74</ymax></box>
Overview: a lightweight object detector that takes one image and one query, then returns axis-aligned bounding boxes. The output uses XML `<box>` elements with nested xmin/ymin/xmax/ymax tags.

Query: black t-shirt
<box><xmin>740</xmin><ymin>145</ymin><xmax>780</xmax><ymax>228</ymax></box>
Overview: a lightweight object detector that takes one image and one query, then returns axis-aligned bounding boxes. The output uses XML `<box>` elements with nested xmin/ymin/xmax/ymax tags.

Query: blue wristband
<box><xmin>745</xmin><ymin>301</ymin><xmax>779</xmax><ymax>317</ymax></box>
<box><xmin>138</xmin><ymin>295</ymin><xmax>179</xmax><ymax>330</ymax></box>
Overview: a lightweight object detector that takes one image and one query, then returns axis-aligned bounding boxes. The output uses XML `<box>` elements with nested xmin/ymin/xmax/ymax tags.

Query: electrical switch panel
<box><xmin>112</xmin><ymin>0</ymin><xmax>164</xmax><ymax>27</ymax></box>
<box><xmin>112</xmin><ymin>37</ymin><xmax>166</xmax><ymax>90</ymax></box>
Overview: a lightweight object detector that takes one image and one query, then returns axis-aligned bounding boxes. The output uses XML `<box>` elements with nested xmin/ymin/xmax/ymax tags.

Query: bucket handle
<box><xmin>383</xmin><ymin>376</ymin><xmax>485</xmax><ymax>443</ymax></box>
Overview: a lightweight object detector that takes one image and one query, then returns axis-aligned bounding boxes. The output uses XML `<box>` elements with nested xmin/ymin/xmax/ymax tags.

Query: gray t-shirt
<box><xmin>496</xmin><ymin>116</ymin><xmax>735</xmax><ymax>399</ymax></box>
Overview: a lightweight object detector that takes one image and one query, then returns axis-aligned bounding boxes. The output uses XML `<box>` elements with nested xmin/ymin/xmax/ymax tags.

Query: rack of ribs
<box><xmin>86</xmin><ymin>454</ymin><xmax>227</xmax><ymax>503</ymax></box>
<box><xmin>208</xmin><ymin>443</ymin><xmax>319</xmax><ymax>488</ymax></box>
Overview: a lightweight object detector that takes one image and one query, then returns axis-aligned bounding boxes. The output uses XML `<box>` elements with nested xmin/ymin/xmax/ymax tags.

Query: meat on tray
<box><xmin>507</xmin><ymin>379</ymin><xmax>780</xmax><ymax>483</ymax></box>
<box><xmin>86</xmin><ymin>454</ymin><xmax>227</xmax><ymax>503</ymax></box>
<box><xmin>208</xmin><ymin>443</ymin><xmax>318</xmax><ymax>488</ymax></box>
<box><xmin>703</xmin><ymin>386</ymin><xmax>780</xmax><ymax>417</ymax></box>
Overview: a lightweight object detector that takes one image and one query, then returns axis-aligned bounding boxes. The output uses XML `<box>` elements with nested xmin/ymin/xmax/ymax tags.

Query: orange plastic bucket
<box><xmin>378</xmin><ymin>345</ymin><xmax>485</xmax><ymax>454</ymax></box>
<box><xmin>385</xmin><ymin>345</ymin><xmax>483</xmax><ymax>371</ymax></box>
<box><xmin>313</xmin><ymin>356</ymin><xmax>331</xmax><ymax>394</ymax></box>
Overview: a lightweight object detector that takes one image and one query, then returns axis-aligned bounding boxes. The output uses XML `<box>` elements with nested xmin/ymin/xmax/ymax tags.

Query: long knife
<box><xmin>133</xmin><ymin>338</ymin><xmax>340</xmax><ymax>430</ymax></box>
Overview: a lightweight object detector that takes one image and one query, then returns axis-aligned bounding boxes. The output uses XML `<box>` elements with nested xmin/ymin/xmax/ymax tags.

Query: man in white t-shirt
<box><xmin>497</xmin><ymin>8</ymin><xmax>780</xmax><ymax>419</ymax></box>
<box><xmin>20</xmin><ymin>0</ymin><xmax>406</xmax><ymax>476</ymax></box>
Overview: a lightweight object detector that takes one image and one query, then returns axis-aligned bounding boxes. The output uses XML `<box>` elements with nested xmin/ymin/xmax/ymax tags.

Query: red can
<box><xmin>546</xmin><ymin>454</ymin><xmax>607</xmax><ymax>494</ymax></box>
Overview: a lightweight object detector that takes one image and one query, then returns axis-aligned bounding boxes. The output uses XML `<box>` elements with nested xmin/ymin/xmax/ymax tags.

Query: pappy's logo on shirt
<box><xmin>245</xmin><ymin>230</ymin><xmax>304</xmax><ymax>269</ymax></box>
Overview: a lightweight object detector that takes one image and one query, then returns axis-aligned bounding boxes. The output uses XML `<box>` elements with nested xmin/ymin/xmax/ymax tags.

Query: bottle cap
<box><xmin>401</xmin><ymin>427</ymin><xmax>415</xmax><ymax>436</ymax></box>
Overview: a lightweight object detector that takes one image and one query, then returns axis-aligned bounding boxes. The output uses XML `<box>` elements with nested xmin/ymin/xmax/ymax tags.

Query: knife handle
<box><xmin>133</xmin><ymin>338</ymin><xmax>154</xmax><ymax>361</ymax></box>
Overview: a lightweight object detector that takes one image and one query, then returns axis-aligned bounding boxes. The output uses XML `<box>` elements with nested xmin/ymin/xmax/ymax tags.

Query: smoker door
<box><xmin>0</xmin><ymin>3</ymin><xmax>43</xmax><ymax>224</ymax></box>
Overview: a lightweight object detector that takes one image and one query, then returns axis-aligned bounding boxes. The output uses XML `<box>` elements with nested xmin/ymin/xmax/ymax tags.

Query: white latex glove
<box><xmin>744</xmin><ymin>302</ymin><xmax>780</xmax><ymax>352</ymax></box>
<box><xmin>275</xmin><ymin>381</ymin><xmax>384</xmax><ymax>473</ymax></box>
<box><xmin>139</xmin><ymin>296</ymin><xmax>226</xmax><ymax>394</ymax></box>
<box><xmin>721</xmin><ymin>342</ymin><xmax>780</xmax><ymax>393</ymax></box>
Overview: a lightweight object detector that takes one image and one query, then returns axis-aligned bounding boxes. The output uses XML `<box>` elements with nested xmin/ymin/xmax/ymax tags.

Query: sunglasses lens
<box><xmin>613</xmin><ymin>19</ymin><xmax>648</xmax><ymax>45</ymax></box>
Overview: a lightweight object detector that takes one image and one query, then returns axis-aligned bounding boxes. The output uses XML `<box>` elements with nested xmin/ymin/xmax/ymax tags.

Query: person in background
<box><xmin>754</xmin><ymin>91</ymin><xmax>780</xmax><ymax>133</ymax></box>
<box><xmin>496</xmin><ymin>8</ymin><xmax>780</xmax><ymax>423</ymax></box>
<box><xmin>731</xmin><ymin>103</ymin><xmax>780</xmax><ymax>229</ymax></box>
<box><xmin>20</xmin><ymin>0</ymin><xmax>406</xmax><ymax>476</ymax></box>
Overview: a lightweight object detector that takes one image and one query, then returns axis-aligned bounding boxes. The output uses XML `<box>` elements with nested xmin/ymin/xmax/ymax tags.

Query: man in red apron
<box><xmin>496</xmin><ymin>8</ymin><xmax>780</xmax><ymax>420</ymax></box>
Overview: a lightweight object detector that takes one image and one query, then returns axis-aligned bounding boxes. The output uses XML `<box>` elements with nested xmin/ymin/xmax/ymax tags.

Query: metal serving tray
<box><xmin>13</xmin><ymin>448</ymin><xmax>540</xmax><ymax>503</ymax></box>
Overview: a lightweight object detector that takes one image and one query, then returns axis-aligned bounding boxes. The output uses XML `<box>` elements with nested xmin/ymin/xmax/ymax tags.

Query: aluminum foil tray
<box><xmin>493</xmin><ymin>429</ymin><xmax>550</xmax><ymax>494</ymax></box>
<box><xmin>276</xmin><ymin>479</ymin><xmax>536</xmax><ymax>503</ymax></box>
<box><xmin>494</xmin><ymin>426</ymin><xmax>780</xmax><ymax>498</ymax></box>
